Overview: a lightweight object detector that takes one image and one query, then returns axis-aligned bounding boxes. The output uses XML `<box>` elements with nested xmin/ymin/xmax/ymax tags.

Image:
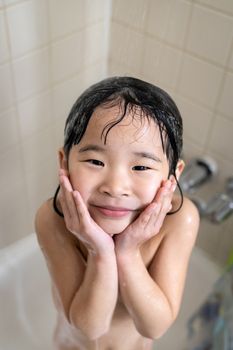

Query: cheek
<box><xmin>68</xmin><ymin>171</ymin><xmax>92</xmax><ymax>203</ymax></box>
<box><xmin>138</xmin><ymin>178</ymin><xmax>162</xmax><ymax>204</ymax></box>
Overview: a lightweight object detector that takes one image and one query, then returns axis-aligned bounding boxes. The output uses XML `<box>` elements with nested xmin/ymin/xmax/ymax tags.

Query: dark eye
<box><xmin>87</xmin><ymin>159</ymin><xmax>104</xmax><ymax>167</ymax></box>
<box><xmin>133</xmin><ymin>165</ymin><xmax>151</xmax><ymax>171</ymax></box>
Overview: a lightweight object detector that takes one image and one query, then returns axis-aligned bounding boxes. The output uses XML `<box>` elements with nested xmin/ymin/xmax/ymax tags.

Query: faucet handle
<box><xmin>225</xmin><ymin>177</ymin><xmax>233</xmax><ymax>198</ymax></box>
<box><xmin>205</xmin><ymin>193</ymin><xmax>233</xmax><ymax>223</ymax></box>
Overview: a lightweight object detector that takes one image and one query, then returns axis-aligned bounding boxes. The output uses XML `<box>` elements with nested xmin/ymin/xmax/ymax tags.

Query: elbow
<box><xmin>136</xmin><ymin>314</ymin><xmax>176</xmax><ymax>340</ymax></box>
<box><xmin>137</xmin><ymin>324</ymin><xmax>171</xmax><ymax>340</ymax></box>
<box><xmin>77</xmin><ymin>327</ymin><xmax>108</xmax><ymax>341</ymax></box>
<box><xmin>80</xmin><ymin>326</ymin><xmax>109</xmax><ymax>341</ymax></box>
<box><xmin>69</xmin><ymin>312</ymin><xmax>109</xmax><ymax>340</ymax></box>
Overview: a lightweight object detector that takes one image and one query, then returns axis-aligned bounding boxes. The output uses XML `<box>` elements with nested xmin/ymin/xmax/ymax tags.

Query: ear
<box><xmin>58</xmin><ymin>148</ymin><xmax>69</xmax><ymax>176</ymax></box>
<box><xmin>175</xmin><ymin>159</ymin><xmax>185</xmax><ymax>181</ymax></box>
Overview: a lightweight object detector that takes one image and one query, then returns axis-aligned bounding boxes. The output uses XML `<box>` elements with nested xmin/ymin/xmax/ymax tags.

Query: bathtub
<box><xmin>0</xmin><ymin>233</ymin><xmax>221</xmax><ymax>350</ymax></box>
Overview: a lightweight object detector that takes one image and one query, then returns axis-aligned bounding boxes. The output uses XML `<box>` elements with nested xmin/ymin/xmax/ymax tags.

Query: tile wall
<box><xmin>0</xmin><ymin>0</ymin><xmax>110</xmax><ymax>247</ymax></box>
<box><xmin>0</xmin><ymin>0</ymin><xmax>233</xmax><ymax>266</ymax></box>
<box><xmin>108</xmin><ymin>0</ymin><xmax>233</xmax><ymax>266</ymax></box>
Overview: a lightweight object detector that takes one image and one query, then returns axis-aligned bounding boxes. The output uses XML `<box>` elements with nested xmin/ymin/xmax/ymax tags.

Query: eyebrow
<box><xmin>78</xmin><ymin>144</ymin><xmax>162</xmax><ymax>163</ymax></box>
<box><xmin>133</xmin><ymin>152</ymin><xmax>162</xmax><ymax>163</ymax></box>
<box><xmin>78</xmin><ymin>144</ymin><xmax>106</xmax><ymax>153</ymax></box>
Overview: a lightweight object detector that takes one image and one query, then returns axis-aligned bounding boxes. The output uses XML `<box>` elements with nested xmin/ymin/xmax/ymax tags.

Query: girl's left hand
<box><xmin>114</xmin><ymin>177</ymin><xmax>176</xmax><ymax>254</ymax></box>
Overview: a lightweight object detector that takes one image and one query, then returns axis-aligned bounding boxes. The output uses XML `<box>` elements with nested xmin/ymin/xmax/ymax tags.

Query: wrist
<box><xmin>115</xmin><ymin>246</ymin><xmax>141</xmax><ymax>263</ymax></box>
<box><xmin>88</xmin><ymin>244</ymin><xmax>116</xmax><ymax>260</ymax></box>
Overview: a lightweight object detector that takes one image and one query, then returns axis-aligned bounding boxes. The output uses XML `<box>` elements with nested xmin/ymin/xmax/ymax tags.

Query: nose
<box><xmin>99</xmin><ymin>168</ymin><xmax>131</xmax><ymax>198</ymax></box>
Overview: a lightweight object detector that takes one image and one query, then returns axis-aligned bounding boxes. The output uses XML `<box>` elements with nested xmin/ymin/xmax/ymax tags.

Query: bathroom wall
<box><xmin>0</xmin><ymin>0</ymin><xmax>110</xmax><ymax>247</ymax></box>
<box><xmin>0</xmin><ymin>0</ymin><xmax>233</xmax><ymax>266</ymax></box>
<box><xmin>108</xmin><ymin>0</ymin><xmax>233</xmax><ymax>266</ymax></box>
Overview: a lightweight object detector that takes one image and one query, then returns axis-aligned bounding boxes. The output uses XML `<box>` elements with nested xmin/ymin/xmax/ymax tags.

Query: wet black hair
<box><xmin>54</xmin><ymin>76</ymin><xmax>184</xmax><ymax>216</ymax></box>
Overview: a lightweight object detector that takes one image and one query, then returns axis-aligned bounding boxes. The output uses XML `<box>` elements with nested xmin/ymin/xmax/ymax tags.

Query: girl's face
<box><xmin>60</xmin><ymin>105</ymin><xmax>171</xmax><ymax>235</ymax></box>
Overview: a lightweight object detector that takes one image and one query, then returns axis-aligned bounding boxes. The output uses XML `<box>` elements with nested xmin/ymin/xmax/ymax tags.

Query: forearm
<box><xmin>116</xmin><ymin>250</ymin><xmax>174</xmax><ymax>339</ymax></box>
<box><xmin>69</xmin><ymin>251</ymin><xmax>118</xmax><ymax>339</ymax></box>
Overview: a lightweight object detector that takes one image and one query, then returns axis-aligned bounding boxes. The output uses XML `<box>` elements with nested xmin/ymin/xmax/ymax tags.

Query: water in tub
<box><xmin>0</xmin><ymin>233</ymin><xmax>220</xmax><ymax>350</ymax></box>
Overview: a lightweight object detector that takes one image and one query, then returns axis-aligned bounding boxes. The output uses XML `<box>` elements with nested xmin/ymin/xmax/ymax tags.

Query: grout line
<box><xmin>3</xmin><ymin>0</ymin><xmax>30</xmax><ymax>9</ymax></box>
<box><xmin>0</xmin><ymin>19</ymin><xmax>104</xmax><ymax>65</ymax></box>
<box><xmin>194</xmin><ymin>0</ymin><xmax>233</xmax><ymax>19</ymax></box>
<box><xmin>203</xmin><ymin>30</ymin><xmax>233</xmax><ymax>153</ymax></box>
<box><xmin>0</xmin><ymin>59</ymin><xmax>105</xmax><ymax>116</ymax></box>
<box><xmin>2</xmin><ymin>1</ymin><xmax>31</xmax><ymax>212</ymax></box>
<box><xmin>111</xmin><ymin>17</ymin><xmax>233</xmax><ymax>74</ymax></box>
<box><xmin>103</xmin><ymin>0</ymin><xmax>113</xmax><ymax>77</ymax></box>
<box><xmin>173</xmin><ymin>0</ymin><xmax>194</xmax><ymax>94</ymax></box>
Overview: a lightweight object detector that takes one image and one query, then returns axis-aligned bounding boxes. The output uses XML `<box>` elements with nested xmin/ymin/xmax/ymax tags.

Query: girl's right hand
<box><xmin>58</xmin><ymin>169</ymin><xmax>115</xmax><ymax>255</ymax></box>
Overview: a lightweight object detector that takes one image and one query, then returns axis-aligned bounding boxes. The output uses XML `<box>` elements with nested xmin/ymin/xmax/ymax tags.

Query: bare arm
<box><xmin>115</xmin><ymin>182</ymin><xmax>199</xmax><ymax>339</ymax></box>
<box><xmin>35</xmin><ymin>172</ymin><xmax>118</xmax><ymax>340</ymax></box>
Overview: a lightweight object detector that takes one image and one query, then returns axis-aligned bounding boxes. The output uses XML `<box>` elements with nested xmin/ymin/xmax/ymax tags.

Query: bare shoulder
<box><xmin>163</xmin><ymin>195</ymin><xmax>200</xmax><ymax>244</ymax></box>
<box><xmin>35</xmin><ymin>199</ymin><xmax>77</xmax><ymax>250</ymax></box>
<box><xmin>35</xmin><ymin>199</ymin><xmax>53</xmax><ymax>232</ymax></box>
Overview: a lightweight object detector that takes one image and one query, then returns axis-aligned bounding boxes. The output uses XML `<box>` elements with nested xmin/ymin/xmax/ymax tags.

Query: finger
<box><xmin>134</xmin><ymin>202</ymin><xmax>160</xmax><ymax>231</ymax></box>
<box><xmin>144</xmin><ymin>202</ymin><xmax>162</xmax><ymax>233</ymax></box>
<box><xmin>152</xmin><ymin>193</ymin><xmax>172</xmax><ymax>231</ymax></box>
<box><xmin>59</xmin><ymin>175</ymin><xmax>77</xmax><ymax>220</ymax></box>
<box><xmin>59</xmin><ymin>168</ymin><xmax>69</xmax><ymax>178</ymax></box>
<box><xmin>170</xmin><ymin>175</ymin><xmax>177</xmax><ymax>193</ymax></box>
<box><xmin>72</xmin><ymin>191</ymin><xmax>91</xmax><ymax>226</ymax></box>
<box><xmin>153</xmin><ymin>179</ymin><xmax>172</xmax><ymax>203</ymax></box>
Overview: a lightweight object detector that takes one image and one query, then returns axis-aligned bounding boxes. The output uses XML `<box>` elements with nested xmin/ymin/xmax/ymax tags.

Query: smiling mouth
<box><xmin>92</xmin><ymin>205</ymin><xmax>134</xmax><ymax>218</ymax></box>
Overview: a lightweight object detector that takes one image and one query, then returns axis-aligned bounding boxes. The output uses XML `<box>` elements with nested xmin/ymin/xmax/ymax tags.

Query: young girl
<box><xmin>35</xmin><ymin>76</ymin><xmax>199</xmax><ymax>350</ymax></box>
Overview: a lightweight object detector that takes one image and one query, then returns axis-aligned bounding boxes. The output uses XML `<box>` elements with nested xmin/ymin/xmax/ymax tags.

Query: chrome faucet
<box><xmin>204</xmin><ymin>177</ymin><xmax>233</xmax><ymax>223</ymax></box>
<box><xmin>180</xmin><ymin>156</ymin><xmax>218</xmax><ymax>193</ymax></box>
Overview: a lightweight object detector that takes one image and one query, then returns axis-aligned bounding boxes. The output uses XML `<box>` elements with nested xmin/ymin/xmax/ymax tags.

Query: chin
<box><xmin>95</xmin><ymin>219</ymin><xmax>131</xmax><ymax>236</ymax></box>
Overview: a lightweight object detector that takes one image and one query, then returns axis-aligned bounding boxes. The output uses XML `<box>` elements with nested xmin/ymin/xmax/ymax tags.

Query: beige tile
<box><xmin>83</xmin><ymin>23</ymin><xmax>108</xmax><ymax>66</ymax></box>
<box><xmin>176</xmin><ymin>95</ymin><xmax>214</xmax><ymax>147</ymax></box>
<box><xmin>157</xmin><ymin>45</ymin><xmax>182</xmax><ymax>88</ymax></box>
<box><xmin>18</xmin><ymin>91</ymin><xmax>52</xmax><ymax>138</ymax></box>
<box><xmin>0</xmin><ymin>10</ymin><xmax>10</xmax><ymax>64</ymax></box>
<box><xmin>204</xmin><ymin>152</ymin><xmax>233</xmax><ymax>182</ymax></box>
<box><xmin>25</xmin><ymin>156</ymin><xmax>57</xmax><ymax>218</ymax></box>
<box><xmin>108</xmin><ymin>59</ymin><xmax>144</xmax><ymax>79</ymax></box>
<box><xmin>81</xmin><ymin>61</ymin><xmax>107</xmax><ymax>89</ymax></box>
<box><xmin>141</xmin><ymin>37</ymin><xmax>162</xmax><ymax>81</ymax></box>
<box><xmin>109</xmin><ymin>22</ymin><xmax>144</xmax><ymax>72</ymax></box>
<box><xmin>0</xmin><ymin>143</ymin><xmax>24</xmax><ymax>190</ymax></box>
<box><xmin>49</xmin><ymin>0</ymin><xmax>85</xmax><ymax>40</ymax></box>
<box><xmin>228</xmin><ymin>45</ymin><xmax>233</xmax><ymax>70</ymax></box>
<box><xmin>187</xmin><ymin>4</ymin><xmax>233</xmax><ymax>65</ymax></box>
<box><xmin>4</xmin><ymin>0</ymin><xmax>23</xmax><ymax>5</ymax></box>
<box><xmin>112</xmin><ymin>0</ymin><xmax>149</xmax><ymax>31</ymax></box>
<box><xmin>164</xmin><ymin>0</ymin><xmax>192</xmax><ymax>48</ymax></box>
<box><xmin>216</xmin><ymin>217</ymin><xmax>233</xmax><ymax>266</ymax></box>
<box><xmin>0</xmin><ymin>108</ymin><xmax>19</xmax><ymax>151</ymax></box>
<box><xmin>6</xmin><ymin>0</ymin><xmax>49</xmax><ymax>58</ymax></box>
<box><xmin>51</xmin><ymin>73</ymin><xmax>85</xmax><ymax>123</ymax></box>
<box><xmin>0</xmin><ymin>179</ymin><xmax>31</xmax><ymax>248</ymax></box>
<box><xmin>196</xmin><ymin>0</ymin><xmax>233</xmax><ymax>16</ymax></box>
<box><xmin>146</xmin><ymin>0</ymin><xmax>173</xmax><ymax>39</ymax></box>
<box><xmin>217</xmin><ymin>71</ymin><xmax>233</xmax><ymax>120</ymax></box>
<box><xmin>52</xmin><ymin>23</ymin><xmax>107</xmax><ymax>84</ymax></box>
<box><xmin>51</xmin><ymin>31</ymin><xmax>84</xmax><ymax>83</ymax></box>
<box><xmin>21</xmin><ymin>127</ymin><xmax>56</xmax><ymax>175</ymax></box>
<box><xmin>183</xmin><ymin>137</ymin><xmax>204</xmax><ymax>159</ymax></box>
<box><xmin>208</xmin><ymin>115</ymin><xmax>233</xmax><ymax>162</ymax></box>
<box><xmin>53</xmin><ymin>119</ymin><xmax>65</xmax><ymax>152</ymax></box>
<box><xmin>0</xmin><ymin>63</ymin><xmax>14</xmax><ymax>112</ymax></box>
<box><xmin>12</xmin><ymin>48</ymin><xmax>50</xmax><ymax>101</ymax></box>
<box><xmin>196</xmin><ymin>219</ymin><xmax>223</xmax><ymax>261</ymax></box>
<box><xmin>146</xmin><ymin>0</ymin><xmax>191</xmax><ymax>48</ymax></box>
<box><xmin>177</xmin><ymin>54</ymin><xmax>223</xmax><ymax>109</ymax></box>
<box><xmin>142</xmin><ymin>39</ymin><xmax>182</xmax><ymax>88</ymax></box>
<box><xmin>84</xmin><ymin>0</ymin><xmax>111</xmax><ymax>24</ymax></box>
